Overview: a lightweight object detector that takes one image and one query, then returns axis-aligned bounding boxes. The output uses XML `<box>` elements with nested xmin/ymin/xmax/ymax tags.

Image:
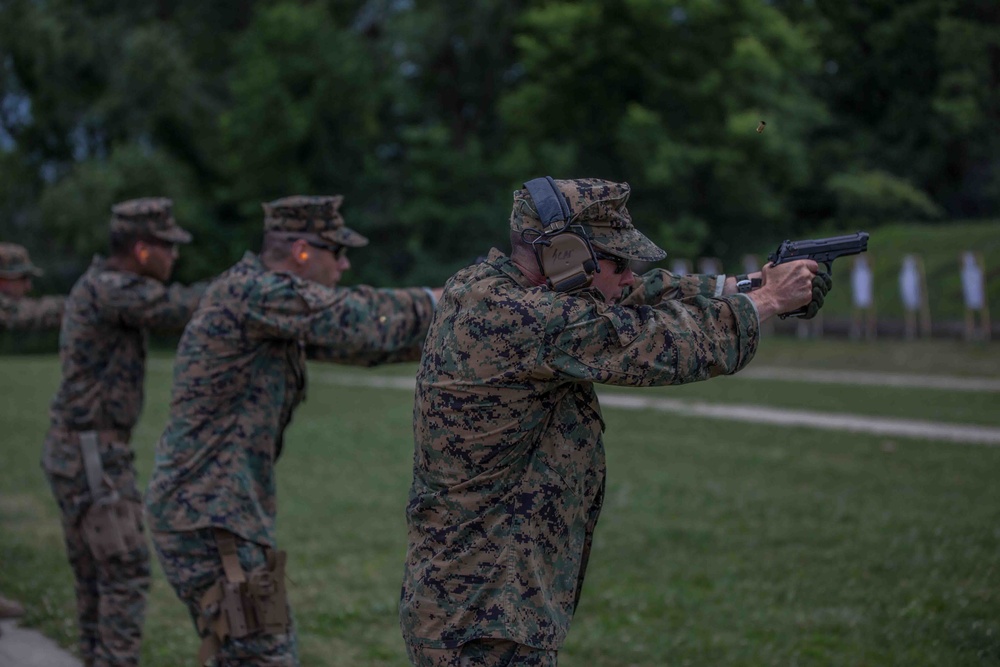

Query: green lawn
<box><xmin>1</xmin><ymin>339</ymin><xmax>998</xmax><ymax>666</ymax></box>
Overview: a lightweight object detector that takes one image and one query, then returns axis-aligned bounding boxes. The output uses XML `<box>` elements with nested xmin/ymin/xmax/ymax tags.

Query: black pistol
<box><xmin>767</xmin><ymin>231</ymin><xmax>870</xmax><ymax>319</ymax></box>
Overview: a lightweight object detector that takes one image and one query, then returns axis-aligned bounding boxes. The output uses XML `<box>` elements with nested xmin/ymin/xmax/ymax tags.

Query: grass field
<box><xmin>1</xmin><ymin>337</ymin><xmax>999</xmax><ymax>666</ymax></box>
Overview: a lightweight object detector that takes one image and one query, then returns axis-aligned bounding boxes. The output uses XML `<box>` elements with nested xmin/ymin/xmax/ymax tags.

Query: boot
<box><xmin>0</xmin><ymin>594</ymin><xmax>26</xmax><ymax>619</ymax></box>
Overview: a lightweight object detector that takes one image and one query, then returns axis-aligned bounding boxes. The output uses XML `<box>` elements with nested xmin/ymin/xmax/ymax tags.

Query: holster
<box><xmin>81</xmin><ymin>496</ymin><xmax>144</xmax><ymax>561</ymax></box>
<box><xmin>78</xmin><ymin>430</ymin><xmax>144</xmax><ymax>561</ymax></box>
<box><xmin>196</xmin><ymin>529</ymin><xmax>289</xmax><ymax>666</ymax></box>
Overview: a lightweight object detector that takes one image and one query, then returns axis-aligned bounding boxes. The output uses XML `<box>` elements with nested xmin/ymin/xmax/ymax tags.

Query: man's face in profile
<box><xmin>0</xmin><ymin>275</ymin><xmax>32</xmax><ymax>299</ymax></box>
<box><xmin>590</xmin><ymin>256</ymin><xmax>636</xmax><ymax>303</ymax></box>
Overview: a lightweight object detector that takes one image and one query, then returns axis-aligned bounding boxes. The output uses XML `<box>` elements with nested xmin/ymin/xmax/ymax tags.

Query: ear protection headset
<box><xmin>522</xmin><ymin>176</ymin><xmax>599</xmax><ymax>292</ymax></box>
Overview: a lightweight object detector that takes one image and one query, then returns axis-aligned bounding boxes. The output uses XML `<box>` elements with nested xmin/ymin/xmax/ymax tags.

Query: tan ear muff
<box><xmin>523</xmin><ymin>176</ymin><xmax>599</xmax><ymax>292</ymax></box>
<box><xmin>299</xmin><ymin>252</ymin><xmax>309</xmax><ymax>261</ymax></box>
<box><xmin>138</xmin><ymin>248</ymin><xmax>150</xmax><ymax>263</ymax></box>
<box><xmin>539</xmin><ymin>233</ymin><xmax>597</xmax><ymax>292</ymax></box>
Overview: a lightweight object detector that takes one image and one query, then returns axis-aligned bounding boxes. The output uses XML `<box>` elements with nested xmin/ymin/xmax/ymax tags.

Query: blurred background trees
<box><xmin>1</xmin><ymin>0</ymin><xmax>997</xmax><ymax>288</ymax></box>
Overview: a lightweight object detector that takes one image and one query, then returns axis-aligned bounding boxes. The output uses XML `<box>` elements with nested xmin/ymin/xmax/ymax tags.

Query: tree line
<box><xmin>1</xmin><ymin>0</ymin><xmax>997</xmax><ymax>289</ymax></box>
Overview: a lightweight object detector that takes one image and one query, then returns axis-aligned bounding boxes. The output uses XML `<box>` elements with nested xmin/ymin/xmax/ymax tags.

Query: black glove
<box><xmin>801</xmin><ymin>271</ymin><xmax>833</xmax><ymax>319</ymax></box>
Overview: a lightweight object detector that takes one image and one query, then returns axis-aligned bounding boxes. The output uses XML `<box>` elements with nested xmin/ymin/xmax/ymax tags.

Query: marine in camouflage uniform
<box><xmin>0</xmin><ymin>242</ymin><xmax>64</xmax><ymax>330</ymax></box>
<box><xmin>41</xmin><ymin>198</ymin><xmax>206</xmax><ymax>667</ymax></box>
<box><xmin>145</xmin><ymin>195</ymin><xmax>438</xmax><ymax>666</ymax></box>
<box><xmin>400</xmin><ymin>178</ymin><xmax>828</xmax><ymax>665</ymax></box>
<box><xmin>0</xmin><ymin>242</ymin><xmax>62</xmax><ymax>633</ymax></box>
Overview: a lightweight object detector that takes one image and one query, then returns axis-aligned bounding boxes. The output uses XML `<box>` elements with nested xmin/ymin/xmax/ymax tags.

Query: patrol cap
<box><xmin>511</xmin><ymin>178</ymin><xmax>666</xmax><ymax>262</ymax></box>
<box><xmin>262</xmin><ymin>195</ymin><xmax>369</xmax><ymax>248</ymax></box>
<box><xmin>0</xmin><ymin>243</ymin><xmax>44</xmax><ymax>278</ymax></box>
<box><xmin>110</xmin><ymin>197</ymin><xmax>193</xmax><ymax>244</ymax></box>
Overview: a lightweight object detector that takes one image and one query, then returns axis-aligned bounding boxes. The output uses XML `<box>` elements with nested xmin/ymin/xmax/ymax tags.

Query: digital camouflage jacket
<box><xmin>46</xmin><ymin>256</ymin><xmax>205</xmax><ymax>433</ymax></box>
<box><xmin>400</xmin><ymin>249</ymin><xmax>760</xmax><ymax>650</ymax></box>
<box><xmin>42</xmin><ymin>256</ymin><xmax>205</xmax><ymax>503</ymax></box>
<box><xmin>145</xmin><ymin>252</ymin><xmax>436</xmax><ymax>547</ymax></box>
<box><xmin>0</xmin><ymin>292</ymin><xmax>64</xmax><ymax>330</ymax></box>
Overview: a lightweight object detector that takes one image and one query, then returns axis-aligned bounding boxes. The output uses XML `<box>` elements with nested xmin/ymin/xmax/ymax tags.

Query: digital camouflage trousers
<box><xmin>151</xmin><ymin>527</ymin><xmax>298</xmax><ymax>666</ymax></box>
<box><xmin>406</xmin><ymin>639</ymin><xmax>559</xmax><ymax>667</ymax></box>
<box><xmin>43</xmin><ymin>438</ymin><xmax>150</xmax><ymax>667</ymax></box>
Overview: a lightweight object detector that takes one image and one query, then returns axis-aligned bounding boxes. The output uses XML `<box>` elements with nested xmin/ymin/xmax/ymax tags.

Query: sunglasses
<box><xmin>306</xmin><ymin>240</ymin><xmax>348</xmax><ymax>260</ymax></box>
<box><xmin>141</xmin><ymin>237</ymin><xmax>180</xmax><ymax>257</ymax></box>
<box><xmin>594</xmin><ymin>251</ymin><xmax>630</xmax><ymax>274</ymax></box>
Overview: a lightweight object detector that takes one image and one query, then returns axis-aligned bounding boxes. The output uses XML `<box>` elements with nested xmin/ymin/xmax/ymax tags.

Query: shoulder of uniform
<box><xmin>542</xmin><ymin>288</ymin><xmax>613</xmax><ymax>332</ymax></box>
<box><xmin>247</xmin><ymin>265</ymin><xmax>339</xmax><ymax>309</ymax></box>
<box><xmin>92</xmin><ymin>266</ymin><xmax>147</xmax><ymax>290</ymax></box>
<box><xmin>249</xmin><ymin>266</ymin><xmax>298</xmax><ymax>298</ymax></box>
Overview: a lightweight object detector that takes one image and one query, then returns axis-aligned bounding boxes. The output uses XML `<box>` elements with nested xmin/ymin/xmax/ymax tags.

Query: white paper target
<box><xmin>899</xmin><ymin>255</ymin><xmax>921</xmax><ymax>310</ymax></box>
<box><xmin>851</xmin><ymin>256</ymin><xmax>873</xmax><ymax>308</ymax></box>
<box><xmin>961</xmin><ymin>252</ymin><xmax>985</xmax><ymax>310</ymax></box>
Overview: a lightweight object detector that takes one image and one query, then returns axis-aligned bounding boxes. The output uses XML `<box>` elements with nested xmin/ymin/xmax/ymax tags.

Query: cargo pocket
<box><xmin>40</xmin><ymin>431</ymin><xmax>83</xmax><ymax>479</ymax></box>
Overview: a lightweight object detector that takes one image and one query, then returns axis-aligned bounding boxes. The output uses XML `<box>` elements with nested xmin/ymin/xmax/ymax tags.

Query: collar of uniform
<box><xmin>485</xmin><ymin>247</ymin><xmax>613</xmax><ymax>303</ymax></box>
<box><xmin>241</xmin><ymin>250</ymin><xmax>264</xmax><ymax>268</ymax></box>
<box><xmin>243</xmin><ymin>250</ymin><xmax>310</xmax><ymax>290</ymax></box>
<box><xmin>485</xmin><ymin>247</ymin><xmax>541</xmax><ymax>290</ymax></box>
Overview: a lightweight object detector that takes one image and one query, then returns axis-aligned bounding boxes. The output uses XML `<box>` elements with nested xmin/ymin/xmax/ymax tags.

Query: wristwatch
<box><xmin>735</xmin><ymin>274</ymin><xmax>762</xmax><ymax>294</ymax></box>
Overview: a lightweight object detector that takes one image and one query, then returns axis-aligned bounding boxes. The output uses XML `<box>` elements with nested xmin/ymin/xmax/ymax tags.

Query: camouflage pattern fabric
<box><xmin>44</xmin><ymin>433</ymin><xmax>150</xmax><ymax>667</ymax></box>
<box><xmin>0</xmin><ymin>292</ymin><xmax>64</xmax><ymax>330</ymax></box>
<box><xmin>0</xmin><ymin>242</ymin><xmax>63</xmax><ymax>329</ymax></box>
<box><xmin>0</xmin><ymin>242</ymin><xmax>45</xmax><ymax>277</ymax></box>
<box><xmin>145</xmin><ymin>251</ymin><xmax>434</xmax><ymax>546</ymax></box>
<box><xmin>41</xmin><ymin>255</ymin><xmax>205</xmax><ymax>667</ymax></box>
<box><xmin>406</xmin><ymin>639</ymin><xmax>557</xmax><ymax>667</ymax></box>
<box><xmin>151</xmin><ymin>528</ymin><xmax>298</xmax><ymax>667</ymax></box>
<box><xmin>109</xmin><ymin>197</ymin><xmax>192</xmax><ymax>244</ymax></box>
<box><xmin>44</xmin><ymin>256</ymin><xmax>205</xmax><ymax>436</ymax></box>
<box><xmin>400</xmin><ymin>248</ymin><xmax>760</xmax><ymax>652</ymax></box>
<box><xmin>145</xmin><ymin>251</ymin><xmax>434</xmax><ymax>664</ymax></box>
<box><xmin>263</xmin><ymin>195</ymin><xmax>369</xmax><ymax>248</ymax></box>
<box><xmin>510</xmin><ymin>178</ymin><xmax>666</xmax><ymax>262</ymax></box>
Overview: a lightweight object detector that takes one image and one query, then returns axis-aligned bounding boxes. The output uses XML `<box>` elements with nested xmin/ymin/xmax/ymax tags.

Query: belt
<box><xmin>50</xmin><ymin>426</ymin><xmax>131</xmax><ymax>445</ymax></box>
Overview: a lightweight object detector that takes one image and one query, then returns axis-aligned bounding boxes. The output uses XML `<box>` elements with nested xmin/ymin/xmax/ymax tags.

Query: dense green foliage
<box><xmin>1</xmin><ymin>345</ymin><xmax>998</xmax><ymax>665</ymax></box>
<box><xmin>1</xmin><ymin>0</ymin><xmax>998</xmax><ymax>289</ymax></box>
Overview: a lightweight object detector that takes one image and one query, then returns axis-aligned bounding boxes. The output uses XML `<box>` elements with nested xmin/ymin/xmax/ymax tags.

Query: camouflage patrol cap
<box><xmin>0</xmin><ymin>243</ymin><xmax>43</xmax><ymax>278</ymax></box>
<box><xmin>262</xmin><ymin>195</ymin><xmax>369</xmax><ymax>248</ymax></box>
<box><xmin>110</xmin><ymin>198</ymin><xmax>193</xmax><ymax>244</ymax></box>
<box><xmin>511</xmin><ymin>178</ymin><xmax>667</xmax><ymax>262</ymax></box>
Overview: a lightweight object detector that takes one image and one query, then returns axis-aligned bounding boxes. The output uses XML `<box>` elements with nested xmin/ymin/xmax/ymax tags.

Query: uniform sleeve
<box><xmin>539</xmin><ymin>293</ymin><xmax>759</xmax><ymax>388</ymax></box>
<box><xmin>305</xmin><ymin>341</ymin><xmax>424</xmax><ymax>366</ymax></box>
<box><xmin>620</xmin><ymin>270</ymin><xmax>725</xmax><ymax>307</ymax></box>
<box><xmin>0</xmin><ymin>295</ymin><xmax>65</xmax><ymax>330</ymax></box>
<box><xmin>246</xmin><ymin>277</ymin><xmax>434</xmax><ymax>364</ymax></box>
<box><xmin>96</xmin><ymin>276</ymin><xmax>207</xmax><ymax>331</ymax></box>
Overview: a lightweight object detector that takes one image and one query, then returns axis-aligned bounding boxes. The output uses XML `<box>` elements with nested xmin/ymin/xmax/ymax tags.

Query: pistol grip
<box><xmin>779</xmin><ymin>306</ymin><xmax>808</xmax><ymax>320</ymax></box>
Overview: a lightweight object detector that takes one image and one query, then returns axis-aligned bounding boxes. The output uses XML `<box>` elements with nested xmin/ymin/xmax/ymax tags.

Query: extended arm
<box><xmin>247</xmin><ymin>277</ymin><xmax>435</xmax><ymax>364</ymax></box>
<box><xmin>98</xmin><ymin>274</ymin><xmax>207</xmax><ymax>331</ymax></box>
<box><xmin>1</xmin><ymin>295</ymin><xmax>65</xmax><ymax>330</ymax></box>
<box><xmin>543</xmin><ymin>292</ymin><xmax>760</xmax><ymax>388</ymax></box>
<box><xmin>620</xmin><ymin>270</ymin><xmax>727</xmax><ymax>307</ymax></box>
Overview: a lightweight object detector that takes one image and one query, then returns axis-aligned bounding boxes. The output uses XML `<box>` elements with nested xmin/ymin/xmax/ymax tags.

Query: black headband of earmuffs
<box><xmin>523</xmin><ymin>176</ymin><xmax>572</xmax><ymax>229</ymax></box>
